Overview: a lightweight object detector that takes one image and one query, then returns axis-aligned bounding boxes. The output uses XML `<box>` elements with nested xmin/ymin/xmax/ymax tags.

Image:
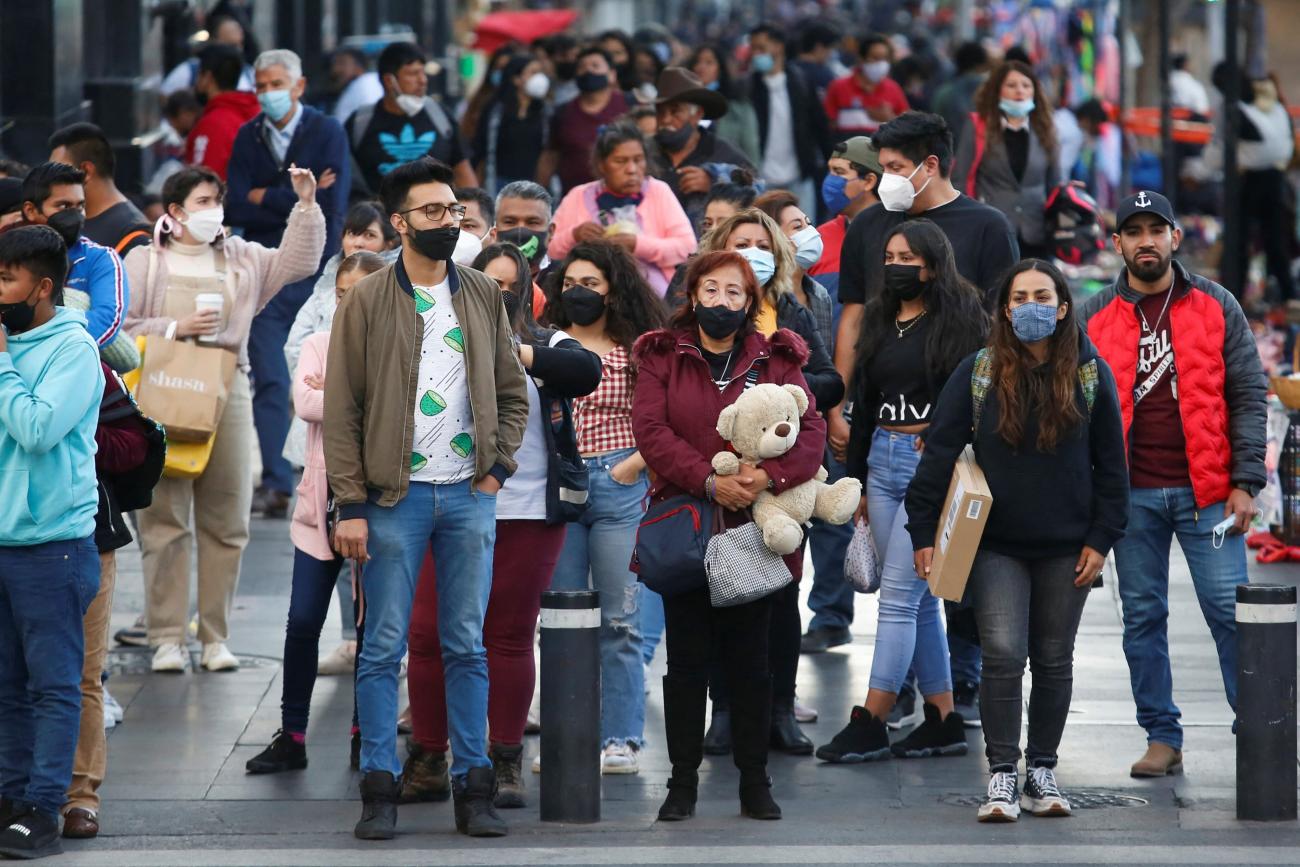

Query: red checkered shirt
<box><xmin>573</xmin><ymin>344</ymin><xmax>637</xmax><ymax>455</ymax></box>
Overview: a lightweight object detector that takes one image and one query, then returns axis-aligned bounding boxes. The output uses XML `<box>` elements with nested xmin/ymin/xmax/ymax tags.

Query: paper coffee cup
<box><xmin>194</xmin><ymin>293</ymin><xmax>224</xmax><ymax>343</ymax></box>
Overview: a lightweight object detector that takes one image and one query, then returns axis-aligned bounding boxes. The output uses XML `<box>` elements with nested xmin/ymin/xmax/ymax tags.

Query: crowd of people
<box><xmin>0</xmin><ymin>12</ymin><xmax>1274</xmax><ymax>860</ymax></box>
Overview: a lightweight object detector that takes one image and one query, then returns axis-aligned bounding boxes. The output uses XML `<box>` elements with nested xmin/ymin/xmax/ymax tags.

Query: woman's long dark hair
<box><xmin>988</xmin><ymin>258</ymin><xmax>1082</xmax><ymax>451</ymax></box>
<box><xmin>472</xmin><ymin>242</ymin><xmax>539</xmax><ymax>340</ymax></box>
<box><xmin>546</xmin><ymin>240</ymin><xmax>667</xmax><ymax>351</ymax></box>
<box><xmin>974</xmin><ymin>61</ymin><xmax>1058</xmax><ymax>158</ymax></box>
<box><xmin>855</xmin><ymin>219</ymin><xmax>989</xmax><ymax>387</ymax></box>
<box><xmin>688</xmin><ymin>43</ymin><xmax>741</xmax><ymax>101</ymax></box>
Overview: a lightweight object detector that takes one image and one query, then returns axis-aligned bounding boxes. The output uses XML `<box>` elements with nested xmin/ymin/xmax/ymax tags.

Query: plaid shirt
<box><xmin>573</xmin><ymin>344</ymin><xmax>637</xmax><ymax>455</ymax></box>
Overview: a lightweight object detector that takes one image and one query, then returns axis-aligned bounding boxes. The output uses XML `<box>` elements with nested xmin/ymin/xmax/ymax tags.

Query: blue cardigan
<box><xmin>226</xmin><ymin>105</ymin><xmax>349</xmax><ymax>262</ymax></box>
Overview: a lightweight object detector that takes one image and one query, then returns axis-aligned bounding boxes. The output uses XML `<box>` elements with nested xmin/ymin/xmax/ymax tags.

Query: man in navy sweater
<box><xmin>227</xmin><ymin>48</ymin><xmax>350</xmax><ymax>517</ymax></box>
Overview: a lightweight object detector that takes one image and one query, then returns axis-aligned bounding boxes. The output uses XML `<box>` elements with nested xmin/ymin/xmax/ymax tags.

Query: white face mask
<box><xmin>862</xmin><ymin>60</ymin><xmax>891</xmax><ymax>83</ymax></box>
<box><xmin>791</xmin><ymin>224</ymin><xmax>824</xmax><ymax>270</ymax></box>
<box><xmin>877</xmin><ymin>162</ymin><xmax>931</xmax><ymax>213</ymax></box>
<box><xmin>395</xmin><ymin>93</ymin><xmax>426</xmax><ymax>117</ymax></box>
<box><xmin>181</xmin><ymin>206</ymin><xmax>225</xmax><ymax>244</ymax></box>
<box><xmin>523</xmin><ymin>72</ymin><xmax>550</xmax><ymax>100</ymax></box>
<box><xmin>451</xmin><ymin>225</ymin><xmax>484</xmax><ymax>267</ymax></box>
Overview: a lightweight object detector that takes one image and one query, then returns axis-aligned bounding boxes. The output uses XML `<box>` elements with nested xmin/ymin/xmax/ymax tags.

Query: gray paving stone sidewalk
<box><xmin>54</xmin><ymin>517</ymin><xmax>1300</xmax><ymax>866</ymax></box>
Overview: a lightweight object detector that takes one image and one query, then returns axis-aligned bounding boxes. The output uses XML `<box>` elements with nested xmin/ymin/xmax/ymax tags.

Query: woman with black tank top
<box><xmin>816</xmin><ymin>219</ymin><xmax>989</xmax><ymax>765</ymax></box>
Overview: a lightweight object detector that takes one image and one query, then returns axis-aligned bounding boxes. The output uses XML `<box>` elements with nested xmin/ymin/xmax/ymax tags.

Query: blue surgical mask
<box><xmin>821</xmin><ymin>174</ymin><xmax>851</xmax><ymax>214</ymax></box>
<box><xmin>705</xmin><ymin>80</ymin><xmax>721</xmax><ymax>91</ymax></box>
<box><xmin>258</xmin><ymin>89</ymin><xmax>294</xmax><ymax>123</ymax></box>
<box><xmin>999</xmin><ymin>97</ymin><xmax>1036</xmax><ymax>119</ymax></box>
<box><xmin>736</xmin><ymin>246</ymin><xmax>775</xmax><ymax>286</ymax></box>
<box><xmin>752</xmin><ymin>53</ymin><xmax>775</xmax><ymax>74</ymax></box>
<box><xmin>1009</xmin><ymin>302</ymin><xmax>1060</xmax><ymax>343</ymax></box>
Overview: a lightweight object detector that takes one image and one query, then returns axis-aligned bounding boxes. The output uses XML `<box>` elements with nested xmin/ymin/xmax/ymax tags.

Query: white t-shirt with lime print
<box><xmin>409</xmin><ymin>280</ymin><xmax>477</xmax><ymax>484</ymax></box>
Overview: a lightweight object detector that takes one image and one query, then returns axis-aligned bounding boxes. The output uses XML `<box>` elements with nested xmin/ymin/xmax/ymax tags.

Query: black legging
<box><xmin>1237</xmin><ymin>167</ymin><xmax>1297</xmax><ymax>302</ymax></box>
<box><xmin>708</xmin><ymin>582</ymin><xmax>801</xmax><ymax>705</ymax></box>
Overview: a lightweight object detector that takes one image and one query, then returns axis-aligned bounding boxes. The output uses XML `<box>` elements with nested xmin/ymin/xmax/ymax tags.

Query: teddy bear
<box><xmin>712</xmin><ymin>383</ymin><xmax>862</xmax><ymax>556</ymax></box>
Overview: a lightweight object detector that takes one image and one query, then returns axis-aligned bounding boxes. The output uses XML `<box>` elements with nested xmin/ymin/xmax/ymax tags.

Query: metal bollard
<box><xmin>1236</xmin><ymin>583</ymin><xmax>1297</xmax><ymax>821</ymax></box>
<box><xmin>539</xmin><ymin>589</ymin><xmax>601</xmax><ymax>823</ymax></box>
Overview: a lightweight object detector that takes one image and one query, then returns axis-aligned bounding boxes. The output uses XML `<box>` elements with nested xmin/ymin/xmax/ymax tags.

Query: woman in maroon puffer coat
<box><xmin>631</xmin><ymin>249</ymin><xmax>826</xmax><ymax>823</ymax></box>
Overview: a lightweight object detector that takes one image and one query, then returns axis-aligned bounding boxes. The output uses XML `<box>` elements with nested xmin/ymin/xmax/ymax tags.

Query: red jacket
<box><xmin>1081</xmin><ymin>262</ymin><xmax>1268</xmax><ymax>508</ymax></box>
<box><xmin>185</xmin><ymin>91</ymin><xmax>262</xmax><ymax>179</ymax></box>
<box><xmin>632</xmin><ymin>327</ymin><xmax>828</xmax><ymax>576</ymax></box>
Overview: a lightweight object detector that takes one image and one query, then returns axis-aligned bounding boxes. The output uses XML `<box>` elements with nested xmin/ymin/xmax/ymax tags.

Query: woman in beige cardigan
<box><xmin>124</xmin><ymin>164</ymin><xmax>325</xmax><ymax>674</ymax></box>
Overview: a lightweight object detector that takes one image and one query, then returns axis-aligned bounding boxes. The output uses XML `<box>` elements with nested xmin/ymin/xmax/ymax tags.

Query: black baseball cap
<box><xmin>0</xmin><ymin>178</ymin><xmax>21</xmax><ymax>216</ymax></box>
<box><xmin>1116</xmin><ymin>190</ymin><xmax>1177</xmax><ymax>231</ymax></box>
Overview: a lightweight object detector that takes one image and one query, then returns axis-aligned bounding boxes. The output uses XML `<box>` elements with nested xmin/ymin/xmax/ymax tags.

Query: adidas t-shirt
<box><xmin>347</xmin><ymin>99</ymin><xmax>467</xmax><ymax>194</ymax></box>
<box><xmin>409</xmin><ymin>280</ymin><xmax>476</xmax><ymax>484</ymax></box>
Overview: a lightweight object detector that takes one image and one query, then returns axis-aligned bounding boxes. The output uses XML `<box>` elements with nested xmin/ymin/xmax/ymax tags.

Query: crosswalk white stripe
<box><xmin>47</xmin><ymin>845</ymin><xmax>1300</xmax><ymax>866</ymax></box>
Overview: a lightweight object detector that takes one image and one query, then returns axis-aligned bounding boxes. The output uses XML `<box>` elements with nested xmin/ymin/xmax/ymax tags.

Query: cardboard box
<box><xmin>927</xmin><ymin>446</ymin><xmax>993</xmax><ymax>602</ymax></box>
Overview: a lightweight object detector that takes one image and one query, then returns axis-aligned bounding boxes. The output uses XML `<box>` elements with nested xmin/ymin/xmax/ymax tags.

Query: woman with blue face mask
<box><xmin>951</xmin><ymin>62</ymin><xmax>1061</xmax><ymax>259</ymax></box>
<box><xmin>904</xmin><ymin>259</ymin><xmax>1128</xmax><ymax>823</ymax></box>
<box><xmin>691</xmin><ymin>207</ymin><xmax>843</xmax><ymax>758</ymax></box>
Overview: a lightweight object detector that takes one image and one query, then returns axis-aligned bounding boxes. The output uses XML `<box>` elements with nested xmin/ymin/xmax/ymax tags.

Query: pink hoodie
<box><xmin>547</xmin><ymin>177</ymin><xmax>696</xmax><ymax>296</ymax></box>
<box><xmin>289</xmin><ymin>331</ymin><xmax>332</xmax><ymax>561</ymax></box>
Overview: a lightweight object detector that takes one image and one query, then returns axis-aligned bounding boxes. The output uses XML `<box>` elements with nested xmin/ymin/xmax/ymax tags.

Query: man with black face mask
<box><xmin>19</xmin><ymin>162</ymin><xmax>130</xmax><ymax>360</ymax></box>
<box><xmin>536</xmin><ymin>47</ymin><xmax>630</xmax><ymax>194</ymax></box>
<box><xmin>651</xmin><ymin>67</ymin><xmax>754</xmax><ymax>235</ymax></box>
<box><xmin>324</xmin><ymin>157</ymin><xmax>527</xmax><ymax>842</ymax></box>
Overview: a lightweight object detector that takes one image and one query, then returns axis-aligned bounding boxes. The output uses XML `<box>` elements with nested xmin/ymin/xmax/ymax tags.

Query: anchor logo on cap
<box><xmin>1135</xmin><ymin>191</ymin><xmax>1152</xmax><ymax>208</ymax></box>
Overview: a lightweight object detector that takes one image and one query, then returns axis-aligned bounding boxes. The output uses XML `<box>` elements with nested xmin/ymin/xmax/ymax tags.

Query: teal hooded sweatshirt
<box><xmin>0</xmin><ymin>306</ymin><xmax>103</xmax><ymax>545</ymax></box>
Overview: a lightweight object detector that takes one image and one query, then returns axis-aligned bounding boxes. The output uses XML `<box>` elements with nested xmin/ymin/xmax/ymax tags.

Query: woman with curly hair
<box><xmin>952</xmin><ymin>60</ymin><xmax>1061</xmax><ymax>259</ymax></box>
<box><xmin>544</xmin><ymin>239</ymin><xmax>668</xmax><ymax>775</ymax></box>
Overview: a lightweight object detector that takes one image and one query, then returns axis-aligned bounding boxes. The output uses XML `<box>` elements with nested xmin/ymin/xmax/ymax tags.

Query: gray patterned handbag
<box><xmin>705</xmin><ymin>508</ymin><xmax>793</xmax><ymax>608</ymax></box>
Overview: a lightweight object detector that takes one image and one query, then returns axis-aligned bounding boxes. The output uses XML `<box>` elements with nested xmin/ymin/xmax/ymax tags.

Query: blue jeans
<box><xmin>357</xmin><ymin>479</ymin><xmax>496</xmax><ymax>779</ymax></box>
<box><xmin>551</xmin><ymin>447</ymin><xmax>647</xmax><ymax>747</ymax></box>
<box><xmin>248</xmin><ymin>276</ymin><xmax>314</xmax><ymax>494</ymax></box>
<box><xmin>807</xmin><ymin>452</ymin><xmax>856</xmax><ymax>631</ymax></box>
<box><xmin>865</xmin><ymin>430</ymin><xmax>952</xmax><ymax>696</ymax></box>
<box><xmin>640</xmin><ymin>588</ymin><xmax>664</xmax><ymax>665</ymax></box>
<box><xmin>0</xmin><ymin>537</ymin><xmax>99</xmax><ymax>816</ymax></box>
<box><xmin>281</xmin><ymin>548</ymin><xmax>358</xmax><ymax>734</ymax></box>
<box><xmin>1112</xmin><ymin>486</ymin><xmax>1246</xmax><ymax>749</ymax></box>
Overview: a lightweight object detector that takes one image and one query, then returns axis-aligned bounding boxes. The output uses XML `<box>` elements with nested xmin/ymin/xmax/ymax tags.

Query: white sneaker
<box><xmin>399</xmin><ymin>653</ymin><xmax>409</xmax><ymax>679</ymax></box>
<box><xmin>794</xmin><ymin>696</ymin><xmax>819</xmax><ymax>723</ymax></box>
<box><xmin>103</xmin><ymin>688</ymin><xmax>124</xmax><ymax>723</ymax></box>
<box><xmin>201</xmin><ymin>643</ymin><xmax>240</xmax><ymax>672</ymax></box>
<box><xmin>317</xmin><ymin>641</ymin><xmax>357</xmax><ymax>675</ymax></box>
<box><xmin>601</xmin><ymin>743</ymin><xmax>640</xmax><ymax>775</ymax></box>
<box><xmin>531</xmin><ymin>753</ymin><xmax>541</xmax><ymax>774</ymax></box>
<box><xmin>525</xmin><ymin>706</ymin><xmax>541</xmax><ymax>734</ymax></box>
<box><xmin>151</xmin><ymin>643</ymin><xmax>188</xmax><ymax>673</ymax></box>
<box><xmin>103</xmin><ymin>704</ymin><xmax>116</xmax><ymax>731</ymax></box>
<box><xmin>977</xmin><ymin>770</ymin><xmax>1021</xmax><ymax>822</ymax></box>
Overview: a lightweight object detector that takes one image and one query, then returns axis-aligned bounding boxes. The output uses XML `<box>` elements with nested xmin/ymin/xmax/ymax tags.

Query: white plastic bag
<box><xmin>844</xmin><ymin>519</ymin><xmax>882</xmax><ymax>594</ymax></box>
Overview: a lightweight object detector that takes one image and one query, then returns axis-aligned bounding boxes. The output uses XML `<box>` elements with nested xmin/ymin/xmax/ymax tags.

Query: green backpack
<box><xmin>970</xmin><ymin>347</ymin><xmax>1099</xmax><ymax>433</ymax></box>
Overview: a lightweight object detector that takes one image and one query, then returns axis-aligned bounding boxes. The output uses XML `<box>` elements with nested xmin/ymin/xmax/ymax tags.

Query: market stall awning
<box><xmin>472</xmin><ymin>10</ymin><xmax>579</xmax><ymax>53</ymax></box>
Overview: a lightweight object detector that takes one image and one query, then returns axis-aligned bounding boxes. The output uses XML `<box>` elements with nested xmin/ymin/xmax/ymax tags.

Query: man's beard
<box><xmin>1126</xmin><ymin>251</ymin><xmax>1170</xmax><ymax>283</ymax></box>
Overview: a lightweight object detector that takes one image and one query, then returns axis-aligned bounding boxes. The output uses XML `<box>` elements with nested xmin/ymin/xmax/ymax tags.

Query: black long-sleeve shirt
<box><xmin>905</xmin><ymin>334</ymin><xmax>1130</xmax><ymax>559</ymax></box>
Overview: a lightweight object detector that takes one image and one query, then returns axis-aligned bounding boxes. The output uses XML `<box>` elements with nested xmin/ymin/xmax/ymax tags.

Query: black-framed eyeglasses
<box><xmin>400</xmin><ymin>202</ymin><xmax>467</xmax><ymax>223</ymax></box>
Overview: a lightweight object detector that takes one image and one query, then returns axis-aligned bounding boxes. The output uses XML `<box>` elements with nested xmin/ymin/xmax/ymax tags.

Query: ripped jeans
<box><xmin>551</xmin><ymin>447</ymin><xmax>647</xmax><ymax>748</ymax></box>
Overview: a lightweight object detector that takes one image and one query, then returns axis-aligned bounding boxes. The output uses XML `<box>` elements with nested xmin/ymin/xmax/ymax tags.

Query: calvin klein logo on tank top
<box><xmin>878</xmin><ymin>394</ymin><xmax>931</xmax><ymax>423</ymax></box>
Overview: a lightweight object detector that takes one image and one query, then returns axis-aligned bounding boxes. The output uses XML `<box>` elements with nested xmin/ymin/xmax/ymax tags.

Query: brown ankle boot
<box><xmin>1130</xmin><ymin>742</ymin><xmax>1183</xmax><ymax>778</ymax></box>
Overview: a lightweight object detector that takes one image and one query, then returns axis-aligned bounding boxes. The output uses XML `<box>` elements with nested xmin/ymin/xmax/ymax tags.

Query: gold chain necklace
<box><xmin>895</xmin><ymin>309</ymin><xmax>928</xmax><ymax>338</ymax></box>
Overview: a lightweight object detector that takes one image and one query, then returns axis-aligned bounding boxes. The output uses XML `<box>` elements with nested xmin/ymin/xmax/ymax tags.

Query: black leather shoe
<box><xmin>800</xmin><ymin>625</ymin><xmax>853</xmax><ymax>654</ymax></box>
<box><xmin>453</xmin><ymin>767</ymin><xmax>508</xmax><ymax>837</ymax></box>
<box><xmin>354</xmin><ymin>771</ymin><xmax>399</xmax><ymax>840</ymax></box>
<box><xmin>703</xmin><ymin>704</ymin><xmax>731</xmax><ymax>756</ymax></box>
<box><xmin>769</xmin><ymin>700</ymin><xmax>814</xmax><ymax>755</ymax></box>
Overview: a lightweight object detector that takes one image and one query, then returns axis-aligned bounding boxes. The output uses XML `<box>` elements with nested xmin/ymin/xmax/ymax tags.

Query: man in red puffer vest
<box><xmin>1081</xmin><ymin>190</ymin><xmax>1267</xmax><ymax>780</ymax></box>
